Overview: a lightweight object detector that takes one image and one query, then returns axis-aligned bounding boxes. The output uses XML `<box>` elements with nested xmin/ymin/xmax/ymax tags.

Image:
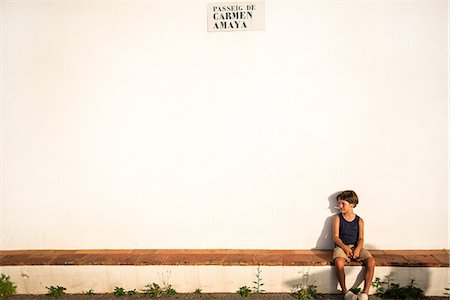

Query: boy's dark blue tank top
<box><xmin>339</xmin><ymin>213</ymin><xmax>360</xmax><ymax>245</ymax></box>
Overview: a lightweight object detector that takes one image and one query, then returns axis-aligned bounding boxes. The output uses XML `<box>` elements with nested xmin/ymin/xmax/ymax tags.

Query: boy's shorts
<box><xmin>333</xmin><ymin>244</ymin><xmax>373</xmax><ymax>262</ymax></box>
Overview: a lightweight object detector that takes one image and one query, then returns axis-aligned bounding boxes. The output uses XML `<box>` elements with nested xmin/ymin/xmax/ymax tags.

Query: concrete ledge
<box><xmin>1</xmin><ymin>265</ymin><xmax>449</xmax><ymax>296</ymax></box>
<box><xmin>1</xmin><ymin>250</ymin><xmax>449</xmax><ymax>296</ymax></box>
<box><xmin>1</xmin><ymin>249</ymin><xmax>449</xmax><ymax>267</ymax></box>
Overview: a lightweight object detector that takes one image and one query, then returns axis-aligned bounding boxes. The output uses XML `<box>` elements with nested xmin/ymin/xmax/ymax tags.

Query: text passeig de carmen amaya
<box><xmin>212</xmin><ymin>4</ymin><xmax>255</xmax><ymax>29</ymax></box>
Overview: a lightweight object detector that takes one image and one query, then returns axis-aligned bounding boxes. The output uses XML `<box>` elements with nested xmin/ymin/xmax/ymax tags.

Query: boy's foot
<box><xmin>357</xmin><ymin>293</ymin><xmax>369</xmax><ymax>300</ymax></box>
<box><xmin>344</xmin><ymin>291</ymin><xmax>358</xmax><ymax>300</ymax></box>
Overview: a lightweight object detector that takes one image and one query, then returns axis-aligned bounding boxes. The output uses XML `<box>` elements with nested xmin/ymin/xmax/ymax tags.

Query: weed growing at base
<box><xmin>142</xmin><ymin>283</ymin><xmax>163</xmax><ymax>298</ymax></box>
<box><xmin>253</xmin><ymin>266</ymin><xmax>266</xmax><ymax>294</ymax></box>
<box><xmin>83</xmin><ymin>289</ymin><xmax>95</xmax><ymax>295</ymax></box>
<box><xmin>142</xmin><ymin>283</ymin><xmax>177</xmax><ymax>298</ymax></box>
<box><xmin>372</xmin><ymin>274</ymin><xmax>425</xmax><ymax>299</ymax></box>
<box><xmin>164</xmin><ymin>285</ymin><xmax>176</xmax><ymax>296</ymax></box>
<box><xmin>113</xmin><ymin>287</ymin><xmax>137</xmax><ymax>297</ymax></box>
<box><xmin>141</xmin><ymin>271</ymin><xmax>177</xmax><ymax>298</ymax></box>
<box><xmin>0</xmin><ymin>274</ymin><xmax>17</xmax><ymax>297</ymax></box>
<box><xmin>113</xmin><ymin>287</ymin><xmax>126</xmax><ymax>297</ymax></box>
<box><xmin>46</xmin><ymin>286</ymin><xmax>66</xmax><ymax>298</ymax></box>
<box><xmin>237</xmin><ymin>286</ymin><xmax>252</xmax><ymax>297</ymax></box>
<box><xmin>237</xmin><ymin>265</ymin><xmax>266</xmax><ymax>297</ymax></box>
<box><xmin>291</xmin><ymin>269</ymin><xmax>318</xmax><ymax>300</ymax></box>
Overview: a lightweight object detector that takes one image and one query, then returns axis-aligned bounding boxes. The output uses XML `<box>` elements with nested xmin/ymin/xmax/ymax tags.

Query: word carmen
<box><xmin>212</xmin><ymin>4</ymin><xmax>256</xmax><ymax>30</ymax></box>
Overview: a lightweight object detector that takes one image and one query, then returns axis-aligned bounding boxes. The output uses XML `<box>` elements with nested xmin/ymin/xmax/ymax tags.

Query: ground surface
<box><xmin>7</xmin><ymin>294</ymin><xmax>449</xmax><ymax>300</ymax></box>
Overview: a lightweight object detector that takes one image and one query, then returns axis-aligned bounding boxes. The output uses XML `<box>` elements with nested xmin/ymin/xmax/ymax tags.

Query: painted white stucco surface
<box><xmin>1</xmin><ymin>0</ymin><xmax>448</xmax><ymax>250</ymax></box>
<box><xmin>1</xmin><ymin>265</ymin><xmax>449</xmax><ymax>296</ymax></box>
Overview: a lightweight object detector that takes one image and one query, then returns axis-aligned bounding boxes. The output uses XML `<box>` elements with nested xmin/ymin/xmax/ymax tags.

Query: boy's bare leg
<box><xmin>335</xmin><ymin>258</ymin><xmax>348</xmax><ymax>294</ymax></box>
<box><xmin>362</xmin><ymin>257</ymin><xmax>376</xmax><ymax>294</ymax></box>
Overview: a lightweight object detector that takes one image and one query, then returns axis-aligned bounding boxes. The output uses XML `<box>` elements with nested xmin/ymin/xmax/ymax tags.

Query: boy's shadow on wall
<box><xmin>286</xmin><ymin>191</ymin><xmax>340</xmax><ymax>294</ymax></box>
<box><xmin>314</xmin><ymin>192</ymin><xmax>341</xmax><ymax>250</ymax></box>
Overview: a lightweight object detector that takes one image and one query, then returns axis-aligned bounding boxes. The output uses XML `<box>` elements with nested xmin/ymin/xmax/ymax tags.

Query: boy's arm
<box><xmin>333</xmin><ymin>215</ymin><xmax>353</xmax><ymax>257</ymax></box>
<box><xmin>353</xmin><ymin>218</ymin><xmax>365</xmax><ymax>258</ymax></box>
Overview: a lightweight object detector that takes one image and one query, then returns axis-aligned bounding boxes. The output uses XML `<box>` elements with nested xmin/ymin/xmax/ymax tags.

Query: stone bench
<box><xmin>1</xmin><ymin>249</ymin><xmax>448</xmax><ymax>296</ymax></box>
<box><xmin>1</xmin><ymin>249</ymin><xmax>448</xmax><ymax>267</ymax></box>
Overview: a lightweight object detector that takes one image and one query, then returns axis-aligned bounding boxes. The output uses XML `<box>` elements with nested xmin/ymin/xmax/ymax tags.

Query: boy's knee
<box><xmin>364</xmin><ymin>257</ymin><xmax>375</xmax><ymax>268</ymax></box>
<box><xmin>334</xmin><ymin>258</ymin><xmax>346</xmax><ymax>269</ymax></box>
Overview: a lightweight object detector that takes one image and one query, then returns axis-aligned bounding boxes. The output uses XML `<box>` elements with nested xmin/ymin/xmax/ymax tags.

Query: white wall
<box><xmin>2</xmin><ymin>265</ymin><xmax>449</xmax><ymax>296</ymax></box>
<box><xmin>1</xmin><ymin>0</ymin><xmax>448</xmax><ymax>250</ymax></box>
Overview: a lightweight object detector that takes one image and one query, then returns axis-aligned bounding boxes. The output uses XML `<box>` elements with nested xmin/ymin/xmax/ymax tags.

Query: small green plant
<box><xmin>237</xmin><ymin>286</ymin><xmax>252</xmax><ymax>297</ymax></box>
<box><xmin>142</xmin><ymin>282</ymin><xmax>176</xmax><ymax>298</ymax></box>
<box><xmin>127</xmin><ymin>289</ymin><xmax>137</xmax><ymax>295</ymax></box>
<box><xmin>113</xmin><ymin>287</ymin><xmax>137</xmax><ymax>296</ymax></box>
<box><xmin>46</xmin><ymin>286</ymin><xmax>66</xmax><ymax>298</ymax></box>
<box><xmin>164</xmin><ymin>285</ymin><xmax>176</xmax><ymax>296</ymax></box>
<box><xmin>158</xmin><ymin>271</ymin><xmax>177</xmax><ymax>296</ymax></box>
<box><xmin>83</xmin><ymin>289</ymin><xmax>95</xmax><ymax>295</ymax></box>
<box><xmin>372</xmin><ymin>275</ymin><xmax>425</xmax><ymax>299</ymax></box>
<box><xmin>291</xmin><ymin>269</ymin><xmax>317</xmax><ymax>300</ymax></box>
<box><xmin>142</xmin><ymin>272</ymin><xmax>176</xmax><ymax>298</ymax></box>
<box><xmin>114</xmin><ymin>287</ymin><xmax>126</xmax><ymax>297</ymax></box>
<box><xmin>0</xmin><ymin>274</ymin><xmax>17</xmax><ymax>297</ymax></box>
<box><xmin>291</xmin><ymin>285</ymin><xmax>317</xmax><ymax>300</ymax></box>
<box><xmin>372</xmin><ymin>277</ymin><xmax>386</xmax><ymax>296</ymax></box>
<box><xmin>142</xmin><ymin>283</ymin><xmax>163</xmax><ymax>298</ymax></box>
<box><xmin>252</xmin><ymin>266</ymin><xmax>266</xmax><ymax>294</ymax></box>
<box><xmin>194</xmin><ymin>288</ymin><xmax>202</xmax><ymax>294</ymax></box>
<box><xmin>445</xmin><ymin>286</ymin><xmax>450</xmax><ymax>296</ymax></box>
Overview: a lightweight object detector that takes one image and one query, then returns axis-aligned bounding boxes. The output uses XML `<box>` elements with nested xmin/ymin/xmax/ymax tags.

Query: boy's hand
<box><xmin>353</xmin><ymin>249</ymin><xmax>360</xmax><ymax>259</ymax></box>
<box><xmin>344</xmin><ymin>246</ymin><xmax>353</xmax><ymax>258</ymax></box>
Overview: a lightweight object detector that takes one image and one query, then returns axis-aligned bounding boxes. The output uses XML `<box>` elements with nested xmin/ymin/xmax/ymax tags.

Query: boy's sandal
<box><xmin>357</xmin><ymin>293</ymin><xmax>369</xmax><ymax>300</ymax></box>
<box><xmin>344</xmin><ymin>291</ymin><xmax>358</xmax><ymax>300</ymax></box>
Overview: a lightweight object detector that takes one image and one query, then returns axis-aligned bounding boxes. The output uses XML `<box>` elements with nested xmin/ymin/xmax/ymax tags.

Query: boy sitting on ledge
<box><xmin>333</xmin><ymin>190</ymin><xmax>376</xmax><ymax>300</ymax></box>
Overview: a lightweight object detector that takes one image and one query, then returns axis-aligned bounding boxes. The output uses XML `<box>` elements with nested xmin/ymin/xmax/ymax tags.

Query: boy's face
<box><xmin>338</xmin><ymin>199</ymin><xmax>354</xmax><ymax>213</ymax></box>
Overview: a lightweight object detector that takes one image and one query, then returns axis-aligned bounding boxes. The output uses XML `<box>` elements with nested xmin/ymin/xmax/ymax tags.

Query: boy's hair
<box><xmin>336</xmin><ymin>190</ymin><xmax>359</xmax><ymax>207</ymax></box>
